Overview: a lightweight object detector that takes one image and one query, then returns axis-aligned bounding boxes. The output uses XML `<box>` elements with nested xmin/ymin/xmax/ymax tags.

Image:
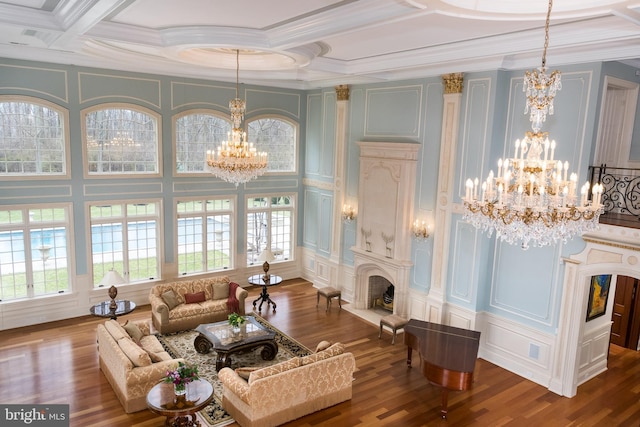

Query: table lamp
<box><xmin>98</xmin><ymin>269</ymin><xmax>126</xmax><ymax>310</ymax></box>
<box><xmin>257</xmin><ymin>248</ymin><xmax>275</xmax><ymax>281</ymax></box>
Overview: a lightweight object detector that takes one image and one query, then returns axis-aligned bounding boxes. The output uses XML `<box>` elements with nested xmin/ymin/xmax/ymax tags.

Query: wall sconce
<box><xmin>412</xmin><ymin>219</ymin><xmax>431</xmax><ymax>241</ymax></box>
<box><xmin>342</xmin><ymin>204</ymin><xmax>356</xmax><ymax>223</ymax></box>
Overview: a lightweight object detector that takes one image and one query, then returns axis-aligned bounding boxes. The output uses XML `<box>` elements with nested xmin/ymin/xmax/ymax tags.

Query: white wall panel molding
<box><xmin>0</xmin><ymin>64</ymin><xmax>69</xmax><ymax>103</ymax></box>
<box><xmin>78</xmin><ymin>72</ymin><xmax>161</xmax><ymax>108</ymax></box>
<box><xmin>364</xmin><ymin>85</ymin><xmax>422</xmax><ymax>138</ymax></box>
<box><xmin>0</xmin><ymin>185</ymin><xmax>72</xmax><ymax>199</ymax></box>
<box><xmin>83</xmin><ymin>182</ymin><xmax>162</xmax><ymax>196</ymax></box>
<box><xmin>302</xmin><ymin>177</ymin><xmax>333</xmax><ymax>191</ymax></box>
<box><xmin>170</xmin><ymin>81</ymin><xmax>231</xmax><ymax>110</ymax></box>
<box><xmin>478</xmin><ymin>311</ymin><xmax>555</xmax><ymax>390</ymax></box>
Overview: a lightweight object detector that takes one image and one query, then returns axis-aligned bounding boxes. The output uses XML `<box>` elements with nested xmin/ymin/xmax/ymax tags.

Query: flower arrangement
<box><xmin>163</xmin><ymin>362</ymin><xmax>199</xmax><ymax>395</ymax></box>
<box><xmin>228</xmin><ymin>312</ymin><xmax>246</xmax><ymax>328</ymax></box>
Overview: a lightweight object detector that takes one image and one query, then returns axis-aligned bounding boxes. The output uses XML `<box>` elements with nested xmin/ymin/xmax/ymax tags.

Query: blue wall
<box><xmin>0</xmin><ymin>58</ymin><xmax>306</xmax><ymax>278</ymax></box>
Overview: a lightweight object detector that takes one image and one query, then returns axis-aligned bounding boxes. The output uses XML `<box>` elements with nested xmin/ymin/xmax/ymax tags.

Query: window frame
<box><xmin>0</xmin><ymin>202</ymin><xmax>75</xmax><ymax>302</ymax></box>
<box><xmin>246</xmin><ymin>114</ymin><xmax>299</xmax><ymax>175</ymax></box>
<box><xmin>87</xmin><ymin>199</ymin><xmax>163</xmax><ymax>287</ymax></box>
<box><xmin>174</xmin><ymin>195</ymin><xmax>237</xmax><ymax>276</ymax></box>
<box><xmin>0</xmin><ymin>95</ymin><xmax>71</xmax><ymax>180</ymax></box>
<box><xmin>81</xmin><ymin>103</ymin><xmax>163</xmax><ymax>179</ymax></box>
<box><xmin>173</xmin><ymin>109</ymin><xmax>232</xmax><ymax>176</ymax></box>
<box><xmin>245</xmin><ymin>193</ymin><xmax>296</xmax><ymax>267</ymax></box>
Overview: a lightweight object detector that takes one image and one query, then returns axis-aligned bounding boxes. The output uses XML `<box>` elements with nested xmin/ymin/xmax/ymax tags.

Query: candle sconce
<box><xmin>342</xmin><ymin>204</ymin><xmax>356</xmax><ymax>223</ymax></box>
<box><xmin>412</xmin><ymin>220</ymin><xmax>431</xmax><ymax>242</ymax></box>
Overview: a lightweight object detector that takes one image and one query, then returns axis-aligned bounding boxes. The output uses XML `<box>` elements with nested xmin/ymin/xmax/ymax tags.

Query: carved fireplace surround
<box><xmin>351</xmin><ymin>141</ymin><xmax>419</xmax><ymax>319</ymax></box>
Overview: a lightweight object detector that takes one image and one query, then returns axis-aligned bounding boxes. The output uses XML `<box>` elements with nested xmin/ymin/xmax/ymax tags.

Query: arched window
<box><xmin>0</xmin><ymin>96</ymin><xmax>69</xmax><ymax>179</ymax></box>
<box><xmin>247</xmin><ymin>117</ymin><xmax>297</xmax><ymax>173</ymax></box>
<box><xmin>174</xmin><ymin>111</ymin><xmax>231</xmax><ymax>174</ymax></box>
<box><xmin>82</xmin><ymin>104</ymin><xmax>161</xmax><ymax>177</ymax></box>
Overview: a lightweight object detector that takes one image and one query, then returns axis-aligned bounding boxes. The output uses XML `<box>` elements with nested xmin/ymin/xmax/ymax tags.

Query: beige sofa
<box><xmin>149</xmin><ymin>276</ymin><xmax>248</xmax><ymax>334</ymax></box>
<box><xmin>97</xmin><ymin>319</ymin><xmax>184</xmax><ymax>413</ymax></box>
<box><xmin>218</xmin><ymin>342</ymin><xmax>356</xmax><ymax>427</ymax></box>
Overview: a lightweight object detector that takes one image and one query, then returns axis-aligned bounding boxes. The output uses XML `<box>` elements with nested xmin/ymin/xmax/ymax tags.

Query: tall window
<box><xmin>247</xmin><ymin>117</ymin><xmax>297</xmax><ymax>173</ymax></box>
<box><xmin>246</xmin><ymin>195</ymin><xmax>294</xmax><ymax>266</ymax></box>
<box><xmin>83</xmin><ymin>105</ymin><xmax>160</xmax><ymax>176</ymax></box>
<box><xmin>176</xmin><ymin>197</ymin><xmax>234</xmax><ymax>275</ymax></box>
<box><xmin>89</xmin><ymin>201</ymin><xmax>161</xmax><ymax>286</ymax></box>
<box><xmin>175</xmin><ymin>111</ymin><xmax>231</xmax><ymax>173</ymax></box>
<box><xmin>0</xmin><ymin>204</ymin><xmax>72</xmax><ymax>301</ymax></box>
<box><xmin>0</xmin><ymin>97</ymin><xmax>69</xmax><ymax>178</ymax></box>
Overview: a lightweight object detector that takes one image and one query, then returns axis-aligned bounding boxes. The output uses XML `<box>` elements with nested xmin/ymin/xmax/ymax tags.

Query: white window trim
<box><xmin>173</xmin><ymin>194</ymin><xmax>237</xmax><ymax>276</ymax></box>
<box><xmin>172</xmin><ymin>109</ymin><xmax>232</xmax><ymax>177</ymax></box>
<box><xmin>81</xmin><ymin>103</ymin><xmax>163</xmax><ymax>179</ymax></box>
<box><xmin>0</xmin><ymin>202</ymin><xmax>75</xmax><ymax>301</ymax></box>
<box><xmin>0</xmin><ymin>95</ymin><xmax>71</xmax><ymax>180</ymax></box>
<box><xmin>247</xmin><ymin>114</ymin><xmax>299</xmax><ymax>175</ymax></box>
<box><xmin>245</xmin><ymin>193</ymin><xmax>296</xmax><ymax>267</ymax></box>
<box><xmin>85</xmin><ymin>198</ymin><xmax>164</xmax><ymax>286</ymax></box>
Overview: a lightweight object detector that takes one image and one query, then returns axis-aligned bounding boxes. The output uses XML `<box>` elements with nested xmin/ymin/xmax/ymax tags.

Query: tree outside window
<box><xmin>246</xmin><ymin>195</ymin><xmax>294</xmax><ymax>266</ymax></box>
<box><xmin>84</xmin><ymin>105</ymin><xmax>160</xmax><ymax>175</ymax></box>
<box><xmin>0</xmin><ymin>97</ymin><xmax>68</xmax><ymax>177</ymax></box>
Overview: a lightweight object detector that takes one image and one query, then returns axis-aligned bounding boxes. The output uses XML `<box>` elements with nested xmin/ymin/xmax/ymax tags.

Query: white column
<box><xmin>331</xmin><ymin>84</ymin><xmax>350</xmax><ymax>264</ymax></box>
<box><xmin>428</xmin><ymin>73</ymin><xmax>464</xmax><ymax>322</ymax></box>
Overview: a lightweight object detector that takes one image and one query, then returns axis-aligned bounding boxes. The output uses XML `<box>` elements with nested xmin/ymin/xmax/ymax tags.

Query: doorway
<box><xmin>610</xmin><ymin>275</ymin><xmax>640</xmax><ymax>350</ymax></box>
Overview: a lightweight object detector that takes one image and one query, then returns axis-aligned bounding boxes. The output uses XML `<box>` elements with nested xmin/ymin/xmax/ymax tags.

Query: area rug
<box><xmin>156</xmin><ymin>315</ymin><xmax>311</xmax><ymax>427</ymax></box>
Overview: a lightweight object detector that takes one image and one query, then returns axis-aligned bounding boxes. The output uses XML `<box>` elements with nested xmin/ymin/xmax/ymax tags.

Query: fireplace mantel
<box><xmin>352</xmin><ymin>141</ymin><xmax>419</xmax><ymax>318</ymax></box>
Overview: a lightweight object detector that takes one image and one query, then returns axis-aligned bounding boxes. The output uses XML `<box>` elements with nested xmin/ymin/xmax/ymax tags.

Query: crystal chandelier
<box><xmin>462</xmin><ymin>0</ymin><xmax>603</xmax><ymax>249</ymax></box>
<box><xmin>206</xmin><ymin>49</ymin><xmax>267</xmax><ymax>186</ymax></box>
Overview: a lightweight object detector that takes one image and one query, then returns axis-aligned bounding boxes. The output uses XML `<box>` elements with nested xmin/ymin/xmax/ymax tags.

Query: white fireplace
<box><xmin>350</xmin><ymin>141</ymin><xmax>420</xmax><ymax>319</ymax></box>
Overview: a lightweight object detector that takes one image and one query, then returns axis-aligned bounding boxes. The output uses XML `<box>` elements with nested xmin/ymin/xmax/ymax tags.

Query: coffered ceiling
<box><xmin>0</xmin><ymin>0</ymin><xmax>639</xmax><ymax>89</ymax></box>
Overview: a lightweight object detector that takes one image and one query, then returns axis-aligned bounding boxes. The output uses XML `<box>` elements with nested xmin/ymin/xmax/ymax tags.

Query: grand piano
<box><xmin>404</xmin><ymin>319</ymin><xmax>481</xmax><ymax>419</ymax></box>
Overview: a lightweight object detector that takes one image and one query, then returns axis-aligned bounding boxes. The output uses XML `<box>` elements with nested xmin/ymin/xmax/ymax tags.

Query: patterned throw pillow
<box><xmin>161</xmin><ymin>289</ymin><xmax>179</xmax><ymax>310</ymax></box>
<box><xmin>118</xmin><ymin>337</ymin><xmax>152</xmax><ymax>367</ymax></box>
<box><xmin>184</xmin><ymin>291</ymin><xmax>206</xmax><ymax>304</ymax></box>
<box><xmin>122</xmin><ymin>321</ymin><xmax>144</xmax><ymax>343</ymax></box>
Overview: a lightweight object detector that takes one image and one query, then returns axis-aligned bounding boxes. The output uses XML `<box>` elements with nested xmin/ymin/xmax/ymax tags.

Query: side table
<box><xmin>90</xmin><ymin>299</ymin><xmax>136</xmax><ymax>320</ymax></box>
<box><xmin>146</xmin><ymin>379</ymin><xmax>213</xmax><ymax>427</ymax></box>
<box><xmin>248</xmin><ymin>274</ymin><xmax>282</xmax><ymax>313</ymax></box>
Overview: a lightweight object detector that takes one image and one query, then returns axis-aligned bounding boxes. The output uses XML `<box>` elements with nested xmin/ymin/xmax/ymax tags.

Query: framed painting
<box><xmin>586</xmin><ymin>274</ymin><xmax>612</xmax><ymax>322</ymax></box>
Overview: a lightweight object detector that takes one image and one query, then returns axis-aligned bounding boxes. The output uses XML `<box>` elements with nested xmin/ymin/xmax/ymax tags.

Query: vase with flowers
<box><xmin>163</xmin><ymin>361</ymin><xmax>199</xmax><ymax>397</ymax></box>
<box><xmin>228</xmin><ymin>312</ymin><xmax>246</xmax><ymax>337</ymax></box>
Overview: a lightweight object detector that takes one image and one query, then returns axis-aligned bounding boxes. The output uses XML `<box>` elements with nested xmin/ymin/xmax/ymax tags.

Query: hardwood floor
<box><xmin>1</xmin><ymin>279</ymin><xmax>639</xmax><ymax>427</ymax></box>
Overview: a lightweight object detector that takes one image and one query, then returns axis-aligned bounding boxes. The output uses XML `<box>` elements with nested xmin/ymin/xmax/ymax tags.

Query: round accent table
<box><xmin>146</xmin><ymin>379</ymin><xmax>213</xmax><ymax>427</ymax></box>
<box><xmin>248</xmin><ymin>274</ymin><xmax>282</xmax><ymax>313</ymax></box>
<box><xmin>90</xmin><ymin>299</ymin><xmax>136</xmax><ymax>320</ymax></box>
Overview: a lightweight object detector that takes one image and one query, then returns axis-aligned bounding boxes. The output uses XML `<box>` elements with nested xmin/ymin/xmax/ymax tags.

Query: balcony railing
<box><xmin>589</xmin><ymin>164</ymin><xmax>640</xmax><ymax>227</ymax></box>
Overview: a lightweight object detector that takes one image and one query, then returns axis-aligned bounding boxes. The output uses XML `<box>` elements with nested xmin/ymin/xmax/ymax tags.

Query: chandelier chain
<box><xmin>541</xmin><ymin>0</ymin><xmax>553</xmax><ymax>69</ymax></box>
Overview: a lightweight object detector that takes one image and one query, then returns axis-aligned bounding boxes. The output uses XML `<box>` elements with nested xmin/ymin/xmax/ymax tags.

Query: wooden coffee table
<box><xmin>146</xmin><ymin>379</ymin><xmax>213</xmax><ymax>427</ymax></box>
<box><xmin>194</xmin><ymin>316</ymin><xmax>278</xmax><ymax>371</ymax></box>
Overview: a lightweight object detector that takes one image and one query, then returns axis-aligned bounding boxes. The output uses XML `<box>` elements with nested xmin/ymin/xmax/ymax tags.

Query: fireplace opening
<box><xmin>368</xmin><ymin>276</ymin><xmax>394</xmax><ymax>312</ymax></box>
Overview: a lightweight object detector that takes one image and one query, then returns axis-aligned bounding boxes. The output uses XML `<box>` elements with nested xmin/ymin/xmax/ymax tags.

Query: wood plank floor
<box><xmin>1</xmin><ymin>279</ymin><xmax>639</xmax><ymax>427</ymax></box>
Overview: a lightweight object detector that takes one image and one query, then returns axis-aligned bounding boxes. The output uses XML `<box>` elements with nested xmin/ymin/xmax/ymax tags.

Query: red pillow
<box><xmin>184</xmin><ymin>291</ymin><xmax>206</xmax><ymax>304</ymax></box>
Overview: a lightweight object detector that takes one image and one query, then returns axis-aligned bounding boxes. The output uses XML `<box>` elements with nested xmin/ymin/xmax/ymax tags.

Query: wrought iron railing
<box><xmin>589</xmin><ymin>164</ymin><xmax>640</xmax><ymax>220</ymax></box>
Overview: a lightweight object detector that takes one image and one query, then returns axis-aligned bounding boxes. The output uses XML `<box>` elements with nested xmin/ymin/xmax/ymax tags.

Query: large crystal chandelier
<box><xmin>462</xmin><ymin>0</ymin><xmax>603</xmax><ymax>249</ymax></box>
<box><xmin>206</xmin><ymin>49</ymin><xmax>267</xmax><ymax>186</ymax></box>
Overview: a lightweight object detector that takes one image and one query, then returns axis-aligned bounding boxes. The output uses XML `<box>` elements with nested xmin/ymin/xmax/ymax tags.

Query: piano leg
<box><xmin>440</xmin><ymin>389</ymin><xmax>449</xmax><ymax>419</ymax></box>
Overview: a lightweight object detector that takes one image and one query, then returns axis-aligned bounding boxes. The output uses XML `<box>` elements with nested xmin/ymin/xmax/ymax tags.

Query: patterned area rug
<box><xmin>157</xmin><ymin>315</ymin><xmax>311</xmax><ymax>427</ymax></box>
